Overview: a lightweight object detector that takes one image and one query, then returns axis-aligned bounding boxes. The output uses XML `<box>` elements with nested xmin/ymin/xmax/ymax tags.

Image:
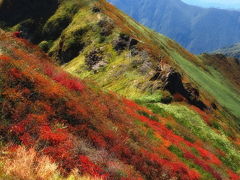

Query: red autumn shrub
<box><xmin>19</xmin><ymin>133</ymin><xmax>34</xmax><ymax>146</ymax></box>
<box><xmin>40</xmin><ymin>126</ymin><xmax>68</xmax><ymax>144</ymax></box>
<box><xmin>173</xmin><ymin>93</ymin><xmax>186</xmax><ymax>102</ymax></box>
<box><xmin>184</xmin><ymin>152</ymin><xmax>221</xmax><ymax>180</ymax></box>
<box><xmin>53</xmin><ymin>72</ymin><xmax>85</xmax><ymax>92</ymax></box>
<box><xmin>0</xmin><ymin>55</ymin><xmax>12</xmax><ymax>61</ymax></box>
<box><xmin>43</xmin><ymin>146</ymin><xmax>73</xmax><ymax>165</ymax></box>
<box><xmin>11</xmin><ymin>124</ymin><xmax>25</xmax><ymax>134</ymax></box>
<box><xmin>141</xmin><ymin>150</ymin><xmax>200</xmax><ymax>180</ymax></box>
<box><xmin>9</xmin><ymin>68</ymin><xmax>22</xmax><ymax>78</ymax></box>
<box><xmin>21</xmin><ymin>88</ymin><xmax>31</xmax><ymax>95</ymax></box>
<box><xmin>111</xmin><ymin>144</ymin><xmax>132</xmax><ymax>162</ymax></box>
<box><xmin>12</xmin><ymin>31</ymin><xmax>21</xmax><ymax>38</ymax></box>
<box><xmin>195</xmin><ymin>147</ymin><xmax>221</xmax><ymax>165</ymax></box>
<box><xmin>88</xmin><ymin>130</ymin><xmax>107</xmax><ymax>148</ymax></box>
<box><xmin>228</xmin><ymin>170</ymin><xmax>240</xmax><ymax>180</ymax></box>
<box><xmin>79</xmin><ymin>155</ymin><xmax>108</xmax><ymax>178</ymax></box>
<box><xmin>43</xmin><ymin>63</ymin><xmax>55</xmax><ymax>77</ymax></box>
<box><xmin>42</xmin><ymin>63</ymin><xmax>85</xmax><ymax>92</ymax></box>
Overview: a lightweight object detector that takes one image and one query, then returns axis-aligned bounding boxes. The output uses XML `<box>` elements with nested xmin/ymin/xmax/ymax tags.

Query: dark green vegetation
<box><xmin>108</xmin><ymin>0</ymin><xmax>240</xmax><ymax>54</ymax></box>
<box><xmin>0</xmin><ymin>0</ymin><xmax>240</xmax><ymax>179</ymax></box>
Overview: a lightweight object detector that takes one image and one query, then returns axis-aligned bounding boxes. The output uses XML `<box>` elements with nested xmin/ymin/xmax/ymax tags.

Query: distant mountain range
<box><xmin>213</xmin><ymin>43</ymin><xmax>240</xmax><ymax>59</ymax></box>
<box><xmin>108</xmin><ymin>0</ymin><xmax>240</xmax><ymax>54</ymax></box>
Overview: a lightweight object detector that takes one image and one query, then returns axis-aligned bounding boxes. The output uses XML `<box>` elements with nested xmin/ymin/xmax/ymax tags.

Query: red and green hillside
<box><xmin>0</xmin><ymin>0</ymin><xmax>240</xmax><ymax>179</ymax></box>
<box><xmin>0</xmin><ymin>27</ymin><xmax>239</xmax><ymax>180</ymax></box>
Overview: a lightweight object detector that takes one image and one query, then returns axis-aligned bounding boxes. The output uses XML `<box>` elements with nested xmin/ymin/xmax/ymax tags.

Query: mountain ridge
<box><xmin>108</xmin><ymin>0</ymin><xmax>240</xmax><ymax>54</ymax></box>
<box><xmin>213</xmin><ymin>43</ymin><xmax>240</xmax><ymax>59</ymax></box>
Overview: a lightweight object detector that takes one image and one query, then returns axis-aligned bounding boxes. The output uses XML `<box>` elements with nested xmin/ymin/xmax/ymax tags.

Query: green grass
<box><xmin>168</xmin><ymin>145</ymin><xmax>214</xmax><ymax>180</ymax></box>
<box><xmin>170</xmin><ymin>51</ymin><xmax>240</xmax><ymax>119</ymax></box>
<box><xmin>151</xmin><ymin>103</ymin><xmax>240</xmax><ymax>171</ymax></box>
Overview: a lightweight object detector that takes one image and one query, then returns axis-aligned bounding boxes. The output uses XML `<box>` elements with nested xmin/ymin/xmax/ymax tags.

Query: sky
<box><xmin>182</xmin><ymin>0</ymin><xmax>240</xmax><ymax>10</ymax></box>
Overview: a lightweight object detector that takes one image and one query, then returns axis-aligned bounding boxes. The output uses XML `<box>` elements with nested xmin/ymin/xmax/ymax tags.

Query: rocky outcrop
<box><xmin>85</xmin><ymin>48</ymin><xmax>107</xmax><ymax>72</ymax></box>
<box><xmin>98</xmin><ymin>19</ymin><xmax>114</xmax><ymax>37</ymax></box>
<box><xmin>113</xmin><ymin>33</ymin><xmax>138</xmax><ymax>52</ymax></box>
<box><xmin>92</xmin><ymin>6</ymin><xmax>101</xmax><ymax>13</ymax></box>
<box><xmin>150</xmin><ymin>63</ymin><xmax>207</xmax><ymax>110</ymax></box>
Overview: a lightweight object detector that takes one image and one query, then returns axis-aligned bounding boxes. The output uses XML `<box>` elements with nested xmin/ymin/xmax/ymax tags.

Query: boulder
<box><xmin>92</xmin><ymin>6</ymin><xmax>101</xmax><ymax>13</ymax></box>
<box><xmin>113</xmin><ymin>33</ymin><xmax>138</xmax><ymax>52</ymax></box>
<box><xmin>98</xmin><ymin>19</ymin><xmax>114</xmax><ymax>36</ymax></box>
<box><xmin>150</xmin><ymin>64</ymin><xmax>207</xmax><ymax>110</ymax></box>
<box><xmin>85</xmin><ymin>48</ymin><xmax>107</xmax><ymax>72</ymax></box>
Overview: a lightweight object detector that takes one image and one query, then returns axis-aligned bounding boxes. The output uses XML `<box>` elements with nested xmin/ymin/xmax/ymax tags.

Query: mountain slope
<box><xmin>0</xmin><ymin>0</ymin><xmax>240</xmax><ymax>179</ymax></box>
<box><xmin>42</xmin><ymin>0</ymin><xmax>240</xmax><ymax>119</ymax></box>
<box><xmin>1</xmin><ymin>28</ymin><xmax>240</xmax><ymax>179</ymax></box>
<box><xmin>108</xmin><ymin>0</ymin><xmax>240</xmax><ymax>54</ymax></box>
<box><xmin>213</xmin><ymin>43</ymin><xmax>240</xmax><ymax>59</ymax></box>
<box><xmin>0</xmin><ymin>30</ymin><xmax>201</xmax><ymax>179</ymax></box>
<box><xmin>1</xmin><ymin>24</ymin><xmax>240</xmax><ymax>180</ymax></box>
<box><xmin>1</xmin><ymin>0</ymin><xmax>240</xmax><ymax>131</ymax></box>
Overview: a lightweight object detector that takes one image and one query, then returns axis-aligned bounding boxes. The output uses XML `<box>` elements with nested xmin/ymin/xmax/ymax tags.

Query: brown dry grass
<box><xmin>0</xmin><ymin>146</ymin><xmax>100</xmax><ymax>180</ymax></box>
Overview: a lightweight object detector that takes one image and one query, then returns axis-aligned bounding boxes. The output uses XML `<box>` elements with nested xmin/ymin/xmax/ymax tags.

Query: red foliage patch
<box><xmin>228</xmin><ymin>170</ymin><xmax>240</xmax><ymax>180</ymax></box>
<box><xmin>0</xmin><ymin>55</ymin><xmax>12</xmax><ymax>61</ymax></box>
<box><xmin>79</xmin><ymin>155</ymin><xmax>108</xmax><ymax>178</ymax></box>
<box><xmin>9</xmin><ymin>68</ymin><xmax>22</xmax><ymax>78</ymax></box>
<box><xmin>142</xmin><ymin>150</ymin><xmax>200</xmax><ymax>180</ymax></box>
<box><xmin>88</xmin><ymin>129</ymin><xmax>107</xmax><ymax>148</ymax></box>
<box><xmin>44</xmin><ymin>67</ymin><xmax>85</xmax><ymax>92</ymax></box>
<box><xmin>19</xmin><ymin>132</ymin><xmax>34</xmax><ymax>146</ymax></box>
<box><xmin>12</xmin><ymin>32</ymin><xmax>21</xmax><ymax>38</ymax></box>
<box><xmin>184</xmin><ymin>152</ymin><xmax>221</xmax><ymax>180</ymax></box>
<box><xmin>40</xmin><ymin>126</ymin><xmax>68</xmax><ymax>144</ymax></box>
<box><xmin>195</xmin><ymin>147</ymin><xmax>221</xmax><ymax>166</ymax></box>
<box><xmin>11</xmin><ymin>124</ymin><xmax>25</xmax><ymax>134</ymax></box>
<box><xmin>173</xmin><ymin>93</ymin><xmax>186</xmax><ymax>102</ymax></box>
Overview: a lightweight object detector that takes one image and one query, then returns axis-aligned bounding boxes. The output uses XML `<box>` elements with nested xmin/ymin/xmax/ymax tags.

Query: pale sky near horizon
<box><xmin>182</xmin><ymin>0</ymin><xmax>240</xmax><ymax>9</ymax></box>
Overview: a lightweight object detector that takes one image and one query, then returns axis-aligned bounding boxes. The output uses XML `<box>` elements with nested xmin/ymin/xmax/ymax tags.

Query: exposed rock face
<box><xmin>113</xmin><ymin>33</ymin><xmax>138</xmax><ymax>52</ymax></box>
<box><xmin>163</xmin><ymin>70</ymin><xmax>183</xmax><ymax>94</ymax></box>
<box><xmin>85</xmin><ymin>48</ymin><xmax>107</xmax><ymax>72</ymax></box>
<box><xmin>98</xmin><ymin>19</ymin><xmax>114</xmax><ymax>36</ymax></box>
<box><xmin>92</xmin><ymin>6</ymin><xmax>101</xmax><ymax>13</ymax></box>
<box><xmin>151</xmin><ymin>63</ymin><xmax>207</xmax><ymax>110</ymax></box>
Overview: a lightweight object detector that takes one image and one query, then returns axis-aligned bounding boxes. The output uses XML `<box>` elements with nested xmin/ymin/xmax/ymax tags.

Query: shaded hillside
<box><xmin>108</xmin><ymin>0</ymin><xmax>240</xmax><ymax>54</ymax></box>
<box><xmin>200</xmin><ymin>54</ymin><xmax>240</xmax><ymax>90</ymax></box>
<box><xmin>213</xmin><ymin>43</ymin><xmax>240</xmax><ymax>59</ymax></box>
<box><xmin>0</xmin><ymin>0</ymin><xmax>59</xmax><ymax>42</ymax></box>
